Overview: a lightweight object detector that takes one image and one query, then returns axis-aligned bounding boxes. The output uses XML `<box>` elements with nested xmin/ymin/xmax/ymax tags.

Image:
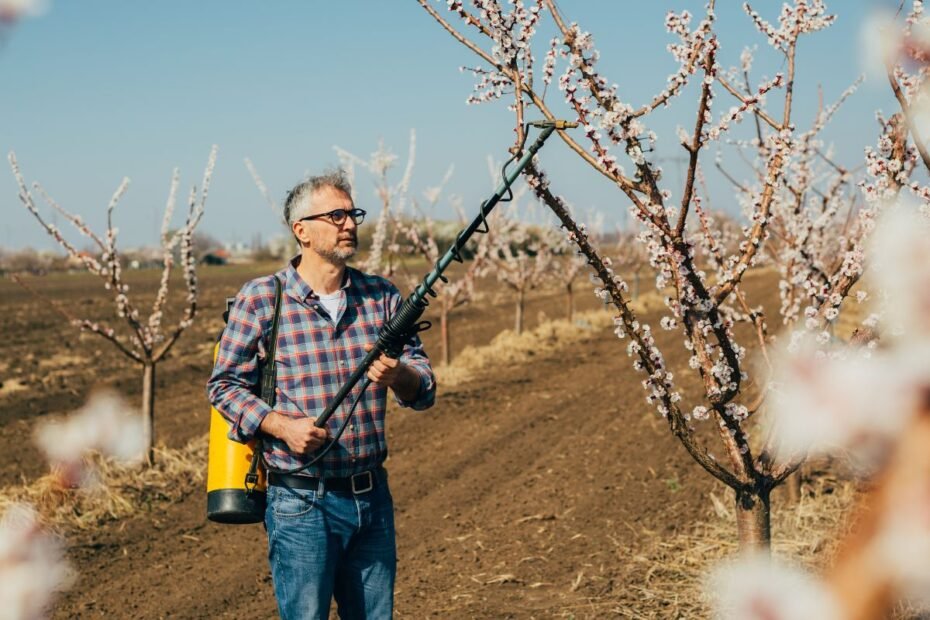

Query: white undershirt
<box><xmin>317</xmin><ymin>290</ymin><xmax>346</xmax><ymax>324</ymax></box>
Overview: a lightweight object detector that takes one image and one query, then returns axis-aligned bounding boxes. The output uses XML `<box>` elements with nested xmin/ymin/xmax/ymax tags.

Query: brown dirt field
<box><xmin>0</xmin><ymin>262</ymin><xmax>784</xmax><ymax>618</ymax></box>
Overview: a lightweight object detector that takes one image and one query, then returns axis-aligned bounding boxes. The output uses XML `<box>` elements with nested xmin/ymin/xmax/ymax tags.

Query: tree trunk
<box><xmin>142</xmin><ymin>361</ymin><xmax>156</xmax><ymax>466</ymax></box>
<box><xmin>633</xmin><ymin>269</ymin><xmax>641</xmax><ymax>300</ymax></box>
<box><xmin>566</xmin><ymin>282</ymin><xmax>574</xmax><ymax>323</ymax></box>
<box><xmin>785</xmin><ymin>469</ymin><xmax>802</xmax><ymax>503</ymax></box>
<box><xmin>735</xmin><ymin>486</ymin><xmax>771</xmax><ymax>551</ymax></box>
<box><xmin>440</xmin><ymin>306</ymin><xmax>450</xmax><ymax>367</ymax></box>
<box><xmin>515</xmin><ymin>288</ymin><xmax>525</xmax><ymax>335</ymax></box>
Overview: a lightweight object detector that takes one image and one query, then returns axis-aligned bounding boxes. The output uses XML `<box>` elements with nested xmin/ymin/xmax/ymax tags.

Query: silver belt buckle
<box><xmin>351</xmin><ymin>471</ymin><xmax>374</xmax><ymax>494</ymax></box>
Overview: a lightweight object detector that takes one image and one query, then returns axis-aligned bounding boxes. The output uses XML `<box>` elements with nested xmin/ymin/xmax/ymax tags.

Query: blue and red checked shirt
<box><xmin>206</xmin><ymin>258</ymin><xmax>436</xmax><ymax>478</ymax></box>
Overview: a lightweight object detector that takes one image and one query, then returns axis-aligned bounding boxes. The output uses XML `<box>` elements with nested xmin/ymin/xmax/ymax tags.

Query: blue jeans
<box><xmin>264</xmin><ymin>473</ymin><xmax>397</xmax><ymax>619</ymax></box>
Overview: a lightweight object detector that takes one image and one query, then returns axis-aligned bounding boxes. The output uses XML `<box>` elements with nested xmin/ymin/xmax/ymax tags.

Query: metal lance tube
<box><xmin>313</xmin><ymin>122</ymin><xmax>571</xmax><ymax>429</ymax></box>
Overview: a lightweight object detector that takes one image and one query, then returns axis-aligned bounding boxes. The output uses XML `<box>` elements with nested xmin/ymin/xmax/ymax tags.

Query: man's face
<box><xmin>292</xmin><ymin>187</ymin><xmax>359</xmax><ymax>264</ymax></box>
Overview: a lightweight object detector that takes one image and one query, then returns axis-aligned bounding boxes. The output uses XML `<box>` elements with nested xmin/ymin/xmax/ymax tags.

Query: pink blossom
<box><xmin>767</xmin><ymin>336</ymin><xmax>921</xmax><ymax>464</ymax></box>
<box><xmin>34</xmin><ymin>391</ymin><xmax>146</xmax><ymax>487</ymax></box>
<box><xmin>0</xmin><ymin>504</ymin><xmax>71</xmax><ymax>620</ymax></box>
<box><xmin>867</xmin><ymin>203</ymin><xmax>930</xmax><ymax>341</ymax></box>
<box><xmin>710</xmin><ymin>553</ymin><xmax>841</xmax><ymax>620</ymax></box>
<box><xmin>0</xmin><ymin>0</ymin><xmax>47</xmax><ymax>22</ymax></box>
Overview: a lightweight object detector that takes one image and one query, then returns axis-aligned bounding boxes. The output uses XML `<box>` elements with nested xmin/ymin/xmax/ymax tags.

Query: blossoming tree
<box><xmin>396</xmin><ymin>186</ymin><xmax>492</xmax><ymax>365</ymax></box>
<box><xmin>417</xmin><ymin>0</ymin><xmax>921</xmax><ymax>548</ymax></box>
<box><xmin>711</xmin><ymin>203</ymin><xmax>930</xmax><ymax>620</ymax></box>
<box><xmin>487</xmin><ymin>205</ymin><xmax>557</xmax><ymax>335</ymax></box>
<box><xmin>335</xmin><ymin>131</ymin><xmax>417</xmax><ymax>278</ymax></box>
<box><xmin>551</xmin><ymin>208</ymin><xmax>602</xmax><ymax>322</ymax></box>
<box><xmin>8</xmin><ymin>147</ymin><xmax>217</xmax><ymax>465</ymax></box>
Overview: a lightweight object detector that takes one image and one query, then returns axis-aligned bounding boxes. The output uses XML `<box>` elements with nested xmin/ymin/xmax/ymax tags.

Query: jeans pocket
<box><xmin>270</xmin><ymin>485</ymin><xmax>318</xmax><ymax>518</ymax></box>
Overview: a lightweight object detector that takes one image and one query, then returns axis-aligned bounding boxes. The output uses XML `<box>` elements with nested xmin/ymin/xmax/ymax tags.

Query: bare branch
<box><xmin>244</xmin><ymin>158</ymin><xmax>280</xmax><ymax>214</ymax></box>
<box><xmin>9</xmin><ymin>274</ymin><xmax>143</xmax><ymax>364</ymax></box>
<box><xmin>887</xmin><ymin>64</ymin><xmax>930</xmax><ymax>174</ymax></box>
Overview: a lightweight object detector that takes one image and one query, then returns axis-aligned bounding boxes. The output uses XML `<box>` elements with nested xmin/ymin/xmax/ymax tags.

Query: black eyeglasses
<box><xmin>299</xmin><ymin>208</ymin><xmax>367</xmax><ymax>226</ymax></box>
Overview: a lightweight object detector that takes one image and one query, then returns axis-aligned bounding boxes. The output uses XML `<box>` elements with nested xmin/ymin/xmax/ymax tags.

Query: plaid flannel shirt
<box><xmin>206</xmin><ymin>259</ymin><xmax>436</xmax><ymax>478</ymax></box>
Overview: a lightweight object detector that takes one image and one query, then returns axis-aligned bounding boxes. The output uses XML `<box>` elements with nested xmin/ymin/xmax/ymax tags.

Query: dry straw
<box><xmin>437</xmin><ymin>287</ymin><xmax>666</xmax><ymax>387</ymax></box>
<box><xmin>0</xmin><ymin>436</ymin><xmax>206</xmax><ymax>530</ymax></box>
<box><xmin>567</xmin><ymin>475</ymin><xmax>860</xmax><ymax>618</ymax></box>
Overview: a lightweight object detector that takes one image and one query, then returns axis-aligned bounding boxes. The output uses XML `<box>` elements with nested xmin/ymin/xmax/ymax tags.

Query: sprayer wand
<box><xmin>260</xmin><ymin>120</ymin><xmax>576</xmax><ymax>477</ymax></box>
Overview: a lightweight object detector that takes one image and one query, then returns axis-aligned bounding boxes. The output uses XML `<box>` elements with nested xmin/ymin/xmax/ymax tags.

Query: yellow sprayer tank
<box><xmin>206</xmin><ymin>341</ymin><xmax>266</xmax><ymax>524</ymax></box>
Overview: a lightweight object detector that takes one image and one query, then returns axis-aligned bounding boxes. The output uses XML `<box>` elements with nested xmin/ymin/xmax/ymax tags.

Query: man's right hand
<box><xmin>259</xmin><ymin>412</ymin><xmax>330</xmax><ymax>454</ymax></box>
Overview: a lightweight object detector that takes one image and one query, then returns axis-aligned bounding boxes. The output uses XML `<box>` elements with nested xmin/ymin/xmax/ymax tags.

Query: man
<box><xmin>207</xmin><ymin>170</ymin><xmax>436</xmax><ymax>619</ymax></box>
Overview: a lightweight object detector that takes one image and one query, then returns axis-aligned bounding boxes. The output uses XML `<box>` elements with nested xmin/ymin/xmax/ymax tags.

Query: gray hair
<box><xmin>283</xmin><ymin>169</ymin><xmax>353</xmax><ymax>227</ymax></box>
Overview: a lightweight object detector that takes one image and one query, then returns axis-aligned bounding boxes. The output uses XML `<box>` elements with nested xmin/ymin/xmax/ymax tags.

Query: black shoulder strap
<box><xmin>259</xmin><ymin>276</ymin><xmax>284</xmax><ymax>407</ymax></box>
<box><xmin>245</xmin><ymin>276</ymin><xmax>282</xmax><ymax>495</ymax></box>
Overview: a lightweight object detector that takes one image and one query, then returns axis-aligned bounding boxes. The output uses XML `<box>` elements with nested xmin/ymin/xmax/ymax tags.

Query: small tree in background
<box><xmin>335</xmin><ymin>131</ymin><xmax>416</xmax><ymax>277</ymax></box>
<box><xmin>396</xmin><ymin>182</ymin><xmax>492</xmax><ymax>366</ymax></box>
<box><xmin>488</xmin><ymin>205</ymin><xmax>557</xmax><ymax>335</ymax></box>
<box><xmin>8</xmin><ymin>146</ymin><xmax>217</xmax><ymax>465</ymax></box>
<box><xmin>612</xmin><ymin>226</ymin><xmax>649</xmax><ymax>301</ymax></box>
<box><xmin>553</xmin><ymin>209</ymin><xmax>602</xmax><ymax>323</ymax></box>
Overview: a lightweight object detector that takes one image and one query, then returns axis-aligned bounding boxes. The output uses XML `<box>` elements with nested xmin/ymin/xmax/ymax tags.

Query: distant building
<box><xmin>200</xmin><ymin>248</ymin><xmax>230</xmax><ymax>265</ymax></box>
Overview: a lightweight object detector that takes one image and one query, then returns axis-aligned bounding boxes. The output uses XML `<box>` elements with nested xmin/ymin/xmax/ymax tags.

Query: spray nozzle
<box><xmin>526</xmin><ymin>120</ymin><xmax>579</xmax><ymax>130</ymax></box>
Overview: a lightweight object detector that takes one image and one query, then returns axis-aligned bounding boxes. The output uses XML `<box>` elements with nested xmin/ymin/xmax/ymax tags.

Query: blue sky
<box><xmin>0</xmin><ymin>1</ymin><xmax>896</xmax><ymax>251</ymax></box>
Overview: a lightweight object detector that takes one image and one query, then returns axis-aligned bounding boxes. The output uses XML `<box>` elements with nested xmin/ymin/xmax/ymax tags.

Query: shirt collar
<box><xmin>285</xmin><ymin>255</ymin><xmax>354</xmax><ymax>302</ymax></box>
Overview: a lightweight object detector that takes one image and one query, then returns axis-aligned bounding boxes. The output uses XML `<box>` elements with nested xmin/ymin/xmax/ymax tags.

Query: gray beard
<box><xmin>315</xmin><ymin>244</ymin><xmax>357</xmax><ymax>265</ymax></box>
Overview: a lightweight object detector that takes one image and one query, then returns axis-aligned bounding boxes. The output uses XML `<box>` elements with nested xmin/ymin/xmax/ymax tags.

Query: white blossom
<box><xmin>0</xmin><ymin>504</ymin><xmax>71</xmax><ymax>620</ymax></box>
<box><xmin>709</xmin><ymin>553</ymin><xmax>842</xmax><ymax>620</ymax></box>
<box><xmin>34</xmin><ymin>391</ymin><xmax>146</xmax><ymax>487</ymax></box>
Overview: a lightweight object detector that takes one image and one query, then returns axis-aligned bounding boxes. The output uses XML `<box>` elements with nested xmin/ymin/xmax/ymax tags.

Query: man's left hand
<box><xmin>364</xmin><ymin>344</ymin><xmax>405</xmax><ymax>388</ymax></box>
<box><xmin>363</xmin><ymin>344</ymin><xmax>422</xmax><ymax>402</ymax></box>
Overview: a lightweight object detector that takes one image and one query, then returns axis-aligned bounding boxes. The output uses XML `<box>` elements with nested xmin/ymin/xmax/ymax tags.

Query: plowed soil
<box><xmin>0</xmin><ymin>263</ymin><xmax>779</xmax><ymax>618</ymax></box>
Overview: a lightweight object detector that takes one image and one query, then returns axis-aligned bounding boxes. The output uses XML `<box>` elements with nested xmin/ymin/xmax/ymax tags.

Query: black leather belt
<box><xmin>268</xmin><ymin>468</ymin><xmax>384</xmax><ymax>495</ymax></box>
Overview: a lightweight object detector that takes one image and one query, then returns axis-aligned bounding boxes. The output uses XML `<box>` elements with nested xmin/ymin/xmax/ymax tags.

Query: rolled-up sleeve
<box><xmin>387</xmin><ymin>287</ymin><xmax>437</xmax><ymax>411</ymax></box>
<box><xmin>206</xmin><ymin>283</ymin><xmax>273</xmax><ymax>442</ymax></box>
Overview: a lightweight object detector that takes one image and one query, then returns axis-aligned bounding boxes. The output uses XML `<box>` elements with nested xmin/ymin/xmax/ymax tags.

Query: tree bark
<box><xmin>142</xmin><ymin>361</ymin><xmax>156</xmax><ymax>466</ymax></box>
<box><xmin>515</xmin><ymin>288</ymin><xmax>525</xmax><ymax>335</ymax></box>
<box><xmin>566</xmin><ymin>282</ymin><xmax>574</xmax><ymax>322</ymax></box>
<box><xmin>440</xmin><ymin>306</ymin><xmax>450</xmax><ymax>366</ymax></box>
<box><xmin>784</xmin><ymin>469</ymin><xmax>802</xmax><ymax>503</ymax></box>
<box><xmin>735</xmin><ymin>486</ymin><xmax>771</xmax><ymax>551</ymax></box>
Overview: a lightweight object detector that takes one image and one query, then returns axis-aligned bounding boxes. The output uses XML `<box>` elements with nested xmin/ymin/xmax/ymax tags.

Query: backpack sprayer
<box><xmin>207</xmin><ymin>120</ymin><xmax>577</xmax><ymax>524</ymax></box>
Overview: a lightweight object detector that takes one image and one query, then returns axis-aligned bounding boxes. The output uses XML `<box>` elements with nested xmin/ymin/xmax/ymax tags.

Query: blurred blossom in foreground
<box><xmin>709</xmin><ymin>553</ymin><xmax>841</xmax><ymax>620</ymax></box>
<box><xmin>768</xmin><ymin>204</ymin><xmax>930</xmax><ymax>466</ymax></box>
<box><xmin>753</xmin><ymin>199</ymin><xmax>930</xmax><ymax>617</ymax></box>
<box><xmin>860</xmin><ymin>10</ymin><xmax>899</xmax><ymax>79</ymax></box>
<box><xmin>0</xmin><ymin>504</ymin><xmax>70</xmax><ymax>620</ymax></box>
<box><xmin>878</xmin><ymin>500</ymin><xmax>930</xmax><ymax>604</ymax></box>
<box><xmin>0</xmin><ymin>0</ymin><xmax>47</xmax><ymax>22</ymax></box>
<box><xmin>34</xmin><ymin>390</ymin><xmax>146</xmax><ymax>487</ymax></box>
<box><xmin>767</xmin><ymin>339</ymin><xmax>921</xmax><ymax>466</ymax></box>
<box><xmin>871</xmin><ymin>413</ymin><xmax>930</xmax><ymax>605</ymax></box>
<box><xmin>867</xmin><ymin>203</ymin><xmax>930</xmax><ymax>341</ymax></box>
